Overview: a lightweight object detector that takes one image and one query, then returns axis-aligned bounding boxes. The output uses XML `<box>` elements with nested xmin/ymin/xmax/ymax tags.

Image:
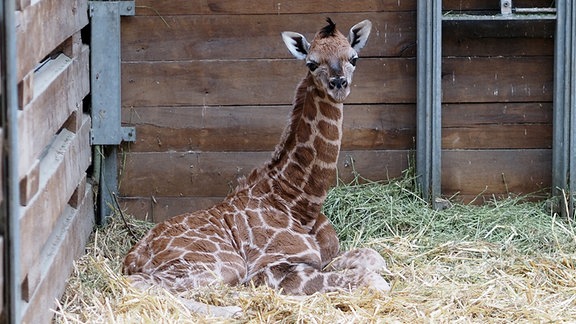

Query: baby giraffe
<box><xmin>123</xmin><ymin>18</ymin><xmax>389</xmax><ymax>317</ymax></box>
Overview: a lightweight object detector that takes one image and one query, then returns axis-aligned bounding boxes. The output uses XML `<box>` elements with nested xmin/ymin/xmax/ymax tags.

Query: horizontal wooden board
<box><xmin>119</xmin><ymin>150</ymin><xmax>411</xmax><ymax>197</ymax></box>
<box><xmin>22</xmin><ymin>183</ymin><xmax>94</xmax><ymax>324</ymax></box>
<box><xmin>119</xmin><ymin>196</ymin><xmax>224</xmax><ymax>223</ymax></box>
<box><xmin>443</xmin><ymin>20</ymin><xmax>554</xmax><ymax>40</ymax></box>
<box><xmin>16</xmin><ymin>0</ymin><xmax>88</xmax><ymax>81</ymax></box>
<box><xmin>441</xmin><ymin>56</ymin><xmax>553</xmax><ymax>103</ymax></box>
<box><xmin>19</xmin><ymin>46</ymin><xmax>90</xmax><ymax>178</ymax></box>
<box><xmin>121</xmin><ymin>104</ymin><xmax>416</xmax><ymax>152</ymax></box>
<box><xmin>20</xmin><ymin>115</ymin><xmax>91</xmax><ymax>279</ymax></box>
<box><xmin>442</xmin><ymin>104</ymin><xmax>553</xmax><ymax>150</ymax></box>
<box><xmin>442</xmin><ymin>103</ymin><xmax>552</xmax><ymax>126</ymax></box>
<box><xmin>442</xmin><ymin>149</ymin><xmax>551</xmax><ymax>196</ymax></box>
<box><xmin>121</xmin><ymin>13</ymin><xmax>553</xmax><ymax>62</ymax></box>
<box><xmin>443</xmin><ymin>34</ymin><xmax>553</xmax><ymax>57</ymax></box>
<box><xmin>121</xmin><ymin>56</ymin><xmax>552</xmax><ymax>107</ymax></box>
<box><xmin>121</xmin><ymin>12</ymin><xmax>416</xmax><ymax>61</ymax></box>
<box><xmin>133</xmin><ymin>0</ymin><xmax>416</xmax><ymax>16</ymax></box>
<box><xmin>121</xmin><ymin>58</ymin><xmax>416</xmax><ymax>106</ymax></box>
<box><xmin>443</xmin><ymin>124</ymin><xmax>552</xmax><ymax>149</ymax></box>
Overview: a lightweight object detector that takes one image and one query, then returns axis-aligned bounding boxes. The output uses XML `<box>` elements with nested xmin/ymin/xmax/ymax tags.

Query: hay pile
<box><xmin>54</xmin><ymin>176</ymin><xmax>576</xmax><ymax>323</ymax></box>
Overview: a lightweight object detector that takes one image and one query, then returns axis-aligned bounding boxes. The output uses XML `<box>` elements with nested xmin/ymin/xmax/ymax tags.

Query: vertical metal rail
<box><xmin>1</xmin><ymin>0</ymin><xmax>22</xmax><ymax>321</ymax></box>
<box><xmin>89</xmin><ymin>1</ymin><xmax>135</xmax><ymax>224</ymax></box>
<box><xmin>571</xmin><ymin>3</ymin><xmax>576</xmax><ymax>219</ymax></box>
<box><xmin>552</xmin><ymin>0</ymin><xmax>575</xmax><ymax>217</ymax></box>
<box><xmin>417</xmin><ymin>0</ymin><xmax>442</xmax><ymax>206</ymax></box>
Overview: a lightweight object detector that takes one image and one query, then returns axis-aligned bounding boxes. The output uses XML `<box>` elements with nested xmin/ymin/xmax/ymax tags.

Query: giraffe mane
<box><xmin>318</xmin><ymin>17</ymin><xmax>337</xmax><ymax>38</ymax></box>
<box><xmin>270</xmin><ymin>76</ymin><xmax>309</xmax><ymax>164</ymax></box>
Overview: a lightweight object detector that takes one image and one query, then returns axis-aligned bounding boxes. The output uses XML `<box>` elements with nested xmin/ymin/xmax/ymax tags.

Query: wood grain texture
<box><xmin>441</xmin><ymin>57</ymin><xmax>553</xmax><ymax>103</ymax></box>
<box><xmin>121</xmin><ymin>56</ymin><xmax>552</xmax><ymax>107</ymax></box>
<box><xmin>121</xmin><ymin>12</ymin><xmax>416</xmax><ymax>61</ymax></box>
<box><xmin>443</xmin><ymin>125</ymin><xmax>551</xmax><ymax>149</ymax></box>
<box><xmin>121</xmin><ymin>58</ymin><xmax>417</xmax><ymax>107</ymax></box>
<box><xmin>19</xmin><ymin>115</ymin><xmax>91</xmax><ymax>281</ymax></box>
<box><xmin>442</xmin><ymin>103</ymin><xmax>552</xmax><ymax>126</ymax></box>
<box><xmin>22</xmin><ymin>183</ymin><xmax>94</xmax><ymax>324</ymax></box>
<box><xmin>16</xmin><ymin>0</ymin><xmax>88</xmax><ymax>81</ymax></box>
<box><xmin>133</xmin><ymin>0</ymin><xmax>416</xmax><ymax>16</ymax></box>
<box><xmin>119</xmin><ymin>196</ymin><xmax>224</xmax><ymax>223</ymax></box>
<box><xmin>120</xmin><ymin>13</ymin><xmax>553</xmax><ymax>62</ymax></box>
<box><xmin>442</xmin><ymin>102</ymin><xmax>553</xmax><ymax>150</ymax></box>
<box><xmin>118</xmin><ymin>1</ymin><xmax>556</xmax><ymax>207</ymax></box>
<box><xmin>443</xmin><ymin>32</ymin><xmax>553</xmax><ymax>57</ymax></box>
<box><xmin>121</xmin><ymin>104</ymin><xmax>416</xmax><ymax>152</ymax></box>
<box><xmin>18</xmin><ymin>46</ymin><xmax>90</xmax><ymax>178</ymax></box>
<box><xmin>119</xmin><ymin>150</ymin><xmax>411</xmax><ymax>197</ymax></box>
<box><xmin>442</xmin><ymin>149</ymin><xmax>551</xmax><ymax>196</ymax></box>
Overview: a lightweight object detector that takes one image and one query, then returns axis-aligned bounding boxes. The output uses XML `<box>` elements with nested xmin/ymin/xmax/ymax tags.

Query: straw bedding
<box><xmin>54</xmin><ymin>176</ymin><xmax>576</xmax><ymax>323</ymax></box>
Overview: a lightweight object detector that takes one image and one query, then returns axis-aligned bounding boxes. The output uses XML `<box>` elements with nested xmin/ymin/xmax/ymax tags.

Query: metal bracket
<box><xmin>89</xmin><ymin>1</ymin><xmax>135</xmax><ymax>224</ymax></box>
<box><xmin>501</xmin><ymin>0</ymin><xmax>513</xmax><ymax>16</ymax></box>
<box><xmin>89</xmin><ymin>1</ymin><xmax>136</xmax><ymax>145</ymax></box>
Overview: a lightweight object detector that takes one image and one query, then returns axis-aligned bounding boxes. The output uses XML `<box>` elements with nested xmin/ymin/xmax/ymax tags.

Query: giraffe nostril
<box><xmin>329</xmin><ymin>77</ymin><xmax>347</xmax><ymax>90</ymax></box>
<box><xmin>329</xmin><ymin>80</ymin><xmax>336</xmax><ymax>89</ymax></box>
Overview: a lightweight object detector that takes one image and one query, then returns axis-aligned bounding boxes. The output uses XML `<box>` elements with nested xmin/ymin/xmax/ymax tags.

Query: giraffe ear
<box><xmin>281</xmin><ymin>32</ymin><xmax>310</xmax><ymax>60</ymax></box>
<box><xmin>348</xmin><ymin>20</ymin><xmax>372</xmax><ymax>52</ymax></box>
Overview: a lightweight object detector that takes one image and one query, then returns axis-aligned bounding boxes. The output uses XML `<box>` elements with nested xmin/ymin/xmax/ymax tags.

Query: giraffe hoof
<box><xmin>328</xmin><ymin>248</ymin><xmax>387</xmax><ymax>272</ymax></box>
<box><xmin>362</xmin><ymin>271</ymin><xmax>391</xmax><ymax>293</ymax></box>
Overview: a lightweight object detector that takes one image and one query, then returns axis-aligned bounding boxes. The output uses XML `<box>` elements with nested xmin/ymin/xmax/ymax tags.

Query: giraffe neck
<box><xmin>266</xmin><ymin>73</ymin><xmax>344</xmax><ymax>223</ymax></box>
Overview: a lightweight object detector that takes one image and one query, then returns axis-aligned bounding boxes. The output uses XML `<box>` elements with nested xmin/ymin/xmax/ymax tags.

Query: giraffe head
<box><xmin>282</xmin><ymin>18</ymin><xmax>372</xmax><ymax>103</ymax></box>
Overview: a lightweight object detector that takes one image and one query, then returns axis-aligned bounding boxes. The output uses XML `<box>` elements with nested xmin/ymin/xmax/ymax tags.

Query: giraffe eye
<box><xmin>349</xmin><ymin>56</ymin><xmax>358</xmax><ymax>66</ymax></box>
<box><xmin>306</xmin><ymin>61</ymin><xmax>319</xmax><ymax>72</ymax></box>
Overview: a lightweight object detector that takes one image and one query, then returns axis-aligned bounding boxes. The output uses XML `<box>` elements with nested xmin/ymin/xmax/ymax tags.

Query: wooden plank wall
<box><xmin>119</xmin><ymin>0</ymin><xmax>554</xmax><ymax>221</ymax></box>
<box><xmin>14</xmin><ymin>0</ymin><xmax>94</xmax><ymax>322</ymax></box>
<box><xmin>441</xmin><ymin>0</ymin><xmax>554</xmax><ymax>201</ymax></box>
<box><xmin>119</xmin><ymin>0</ymin><xmax>416</xmax><ymax>221</ymax></box>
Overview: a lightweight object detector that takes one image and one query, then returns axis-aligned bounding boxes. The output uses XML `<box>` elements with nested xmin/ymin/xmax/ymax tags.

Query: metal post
<box><xmin>552</xmin><ymin>0</ymin><xmax>575</xmax><ymax>217</ymax></box>
<box><xmin>571</xmin><ymin>2</ymin><xmax>576</xmax><ymax>218</ymax></box>
<box><xmin>417</xmin><ymin>0</ymin><xmax>442</xmax><ymax>206</ymax></box>
<box><xmin>89</xmin><ymin>1</ymin><xmax>135</xmax><ymax>224</ymax></box>
<box><xmin>1</xmin><ymin>0</ymin><xmax>22</xmax><ymax>321</ymax></box>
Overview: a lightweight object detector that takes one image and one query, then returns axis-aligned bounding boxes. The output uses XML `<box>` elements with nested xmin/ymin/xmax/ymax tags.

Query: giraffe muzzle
<box><xmin>328</xmin><ymin>77</ymin><xmax>348</xmax><ymax>90</ymax></box>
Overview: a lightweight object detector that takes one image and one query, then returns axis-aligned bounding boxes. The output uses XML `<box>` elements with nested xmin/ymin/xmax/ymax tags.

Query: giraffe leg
<box><xmin>257</xmin><ymin>261</ymin><xmax>390</xmax><ymax>295</ymax></box>
<box><xmin>326</xmin><ymin>247</ymin><xmax>388</xmax><ymax>272</ymax></box>
<box><xmin>310</xmin><ymin>213</ymin><xmax>340</xmax><ymax>267</ymax></box>
<box><xmin>126</xmin><ymin>272</ymin><xmax>243</xmax><ymax>318</ymax></box>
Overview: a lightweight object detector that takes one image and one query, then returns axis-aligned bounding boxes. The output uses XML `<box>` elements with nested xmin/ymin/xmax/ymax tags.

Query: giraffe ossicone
<box><xmin>123</xmin><ymin>18</ymin><xmax>389</xmax><ymax>318</ymax></box>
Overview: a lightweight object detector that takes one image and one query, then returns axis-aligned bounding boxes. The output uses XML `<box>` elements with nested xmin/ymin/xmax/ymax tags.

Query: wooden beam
<box><xmin>133</xmin><ymin>0</ymin><xmax>416</xmax><ymax>16</ymax></box>
<box><xmin>442</xmin><ymin>149</ymin><xmax>552</xmax><ymax>196</ymax></box>
<box><xmin>18</xmin><ymin>45</ymin><xmax>89</xmax><ymax>178</ymax></box>
<box><xmin>119</xmin><ymin>150</ymin><xmax>411</xmax><ymax>197</ymax></box>
<box><xmin>121</xmin><ymin>12</ymin><xmax>417</xmax><ymax>61</ymax></box>
<box><xmin>19</xmin><ymin>115</ymin><xmax>91</xmax><ymax>283</ymax></box>
<box><xmin>121</xmin><ymin>58</ymin><xmax>417</xmax><ymax>107</ymax></box>
<box><xmin>19</xmin><ymin>159</ymin><xmax>39</xmax><ymax>206</ymax></box>
<box><xmin>15</xmin><ymin>0</ymin><xmax>88</xmax><ymax>81</ymax></box>
<box><xmin>121</xmin><ymin>104</ymin><xmax>416</xmax><ymax>152</ymax></box>
<box><xmin>21</xmin><ymin>183</ymin><xmax>94</xmax><ymax>324</ymax></box>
